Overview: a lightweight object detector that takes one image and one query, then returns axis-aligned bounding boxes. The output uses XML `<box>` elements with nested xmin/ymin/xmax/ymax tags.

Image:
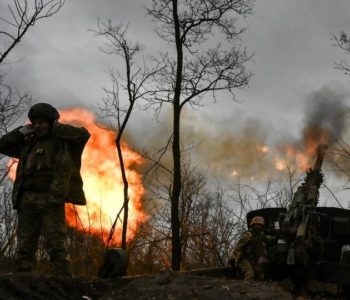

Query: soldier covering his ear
<box><xmin>0</xmin><ymin>103</ymin><xmax>90</xmax><ymax>276</ymax></box>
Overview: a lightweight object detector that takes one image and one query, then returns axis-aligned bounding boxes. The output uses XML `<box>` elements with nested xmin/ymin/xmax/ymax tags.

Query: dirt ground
<box><xmin>0</xmin><ymin>270</ymin><xmax>343</xmax><ymax>300</ymax></box>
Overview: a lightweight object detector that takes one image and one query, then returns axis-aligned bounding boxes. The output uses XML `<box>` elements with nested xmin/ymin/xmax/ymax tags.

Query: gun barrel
<box><xmin>313</xmin><ymin>144</ymin><xmax>328</xmax><ymax>171</ymax></box>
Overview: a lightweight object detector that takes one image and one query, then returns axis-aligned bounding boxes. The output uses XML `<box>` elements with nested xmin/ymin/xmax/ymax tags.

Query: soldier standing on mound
<box><xmin>0</xmin><ymin>103</ymin><xmax>90</xmax><ymax>276</ymax></box>
<box><xmin>229</xmin><ymin>216</ymin><xmax>272</xmax><ymax>281</ymax></box>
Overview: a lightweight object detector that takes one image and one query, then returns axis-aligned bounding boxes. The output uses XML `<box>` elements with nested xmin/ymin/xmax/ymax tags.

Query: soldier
<box><xmin>0</xmin><ymin>103</ymin><xmax>90</xmax><ymax>276</ymax></box>
<box><xmin>229</xmin><ymin>216</ymin><xmax>270</xmax><ymax>281</ymax></box>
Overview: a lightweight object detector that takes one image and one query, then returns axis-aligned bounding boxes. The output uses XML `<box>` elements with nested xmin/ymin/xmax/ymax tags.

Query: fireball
<box><xmin>273</xmin><ymin>126</ymin><xmax>331</xmax><ymax>172</ymax></box>
<box><xmin>9</xmin><ymin>108</ymin><xmax>146</xmax><ymax>246</ymax></box>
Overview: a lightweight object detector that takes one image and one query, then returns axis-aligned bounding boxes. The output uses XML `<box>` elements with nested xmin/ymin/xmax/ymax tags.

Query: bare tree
<box><xmin>0</xmin><ymin>73</ymin><xmax>31</xmax><ymax>263</ymax></box>
<box><xmin>0</xmin><ymin>183</ymin><xmax>17</xmax><ymax>263</ymax></box>
<box><xmin>0</xmin><ymin>76</ymin><xmax>31</xmax><ymax>132</ymax></box>
<box><xmin>332</xmin><ymin>31</ymin><xmax>350</xmax><ymax>75</ymax></box>
<box><xmin>94</xmin><ymin>20</ymin><xmax>164</xmax><ymax>249</ymax></box>
<box><xmin>142</xmin><ymin>152</ymin><xmax>245</xmax><ymax>269</ymax></box>
<box><xmin>0</xmin><ymin>0</ymin><xmax>64</xmax><ymax>129</ymax></box>
<box><xmin>127</xmin><ymin>146</ymin><xmax>309</xmax><ymax>273</ymax></box>
<box><xmin>146</xmin><ymin>0</ymin><xmax>253</xmax><ymax>270</ymax></box>
<box><xmin>0</xmin><ymin>0</ymin><xmax>65</xmax><ymax>64</ymax></box>
<box><xmin>0</xmin><ymin>80</ymin><xmax>31</xmax><ymax>270</ymax></box>
<box><xmin>328</xmin><ymin>32</ymin><xmax>350</xmax><ymax>192</ymax></box>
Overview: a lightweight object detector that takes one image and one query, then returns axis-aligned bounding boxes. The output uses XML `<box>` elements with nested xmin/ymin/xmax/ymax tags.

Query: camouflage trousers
<box><xmin>16</xmin><ymin>191</ymin><xmax>70</xmax><ymax>276</ymax></box>
<box><xmin>238</xmin><ymin>258</ymin><xmax>264</xmax><ymax>281</ymax></box>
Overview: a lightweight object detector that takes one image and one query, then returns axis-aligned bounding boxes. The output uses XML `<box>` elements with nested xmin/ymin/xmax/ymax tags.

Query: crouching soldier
<box><xmin>229</xmin><ymin>216</ymin><xmax>271</xmax><ymax>281</ymax></box>
<box><xmin>0</xmin><ymin>103</ymin><xmax>90</xmax><ymax>276</ymax></box>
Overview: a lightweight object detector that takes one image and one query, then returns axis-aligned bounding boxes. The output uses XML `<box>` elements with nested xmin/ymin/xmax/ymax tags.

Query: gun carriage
<box><xmin>247</xmin><ymin>145</ymin><xmax>350</xmax><ymax>287</ymax></box>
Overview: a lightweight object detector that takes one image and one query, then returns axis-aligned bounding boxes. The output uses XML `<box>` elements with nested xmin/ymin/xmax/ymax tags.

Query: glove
<box><xmin>18</xmin><ymin>125</ymin><xmax>34</xmax><ymax>136</ymax></box>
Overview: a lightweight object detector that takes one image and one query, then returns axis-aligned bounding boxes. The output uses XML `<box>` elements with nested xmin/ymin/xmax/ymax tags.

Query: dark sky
<box><xmin>2</xmin><ymin>0</ymin><xmax>349</xmax><ymax>128</ymax></box>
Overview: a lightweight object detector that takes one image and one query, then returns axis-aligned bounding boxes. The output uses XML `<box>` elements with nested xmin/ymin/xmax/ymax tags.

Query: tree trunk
<box><xmin>116</xmin><ymin>138</ymin><xmax>129</xmax><ymax>250</ymax></box>
<box><xmin>171</xmin><ymin>107</ymin><xmax>181</xmax><ymax>270</ymax></box>
<box><xmin>171</xmin><ymin>0</ymin><xmax>183</xmax><ymax>271</ymax></box>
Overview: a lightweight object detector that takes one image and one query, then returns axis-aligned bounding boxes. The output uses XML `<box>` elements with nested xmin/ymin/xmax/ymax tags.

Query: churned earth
<box><xmin>0</xmin><ymin>270</ymin><xmax>342</xmax><ymax>300</ymax></box>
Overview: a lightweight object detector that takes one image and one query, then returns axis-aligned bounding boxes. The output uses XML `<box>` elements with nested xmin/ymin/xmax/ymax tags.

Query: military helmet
<box><xmin>28</xmin><ymin>103</ymin><xmax>60</xmax><ymax>122</ymax></box>
<box><xmin>250</xmin><ymin>216</ymin><xmax>265</xmax><ymax>227</ymax></box>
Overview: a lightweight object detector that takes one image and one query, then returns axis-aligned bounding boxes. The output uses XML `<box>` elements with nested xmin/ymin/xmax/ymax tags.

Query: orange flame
<box><xmin>274</xmin><ymin>127</ymin><xmax>331</xmax><ymax>172</ymax></box>
<box><xmin>231</xmin><ymin>169</ymin><xmax>238</xmax><ymax>177</ymax></box>
<box><xmin>275</xmin><ymin>159</ymin><xmax>285</xmax><ymax>171</ymax></box>
<box><xmin>61</xmin><ymin>108</ymin><xmax>146</xmax><ymax>245</ymax></box>
<box><xmin>259</xmin><ymin>145</ymin><xmax>269</xmax><ymax>153</ymax></box>
<box><xmin>9</xmin><ymin>108</ymin><xmax>146</xmax><ymax>246</ymax></box>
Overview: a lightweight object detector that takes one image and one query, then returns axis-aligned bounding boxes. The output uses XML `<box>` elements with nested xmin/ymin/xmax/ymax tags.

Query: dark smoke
<box><xmin>134</xmin><ymin>86</ymin><xmax>350</xmax><ymax>182</ymax></box>
<box><xmin>303</xmin><ymin>86</ymin><xmax>347</xmax><ymax>146</ymax></box>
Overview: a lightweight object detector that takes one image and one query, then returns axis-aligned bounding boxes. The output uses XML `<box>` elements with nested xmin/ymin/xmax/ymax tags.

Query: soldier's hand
<box><xmin>18</xmin><ymin>125</ymin><xmax>34</xmax><ymax>136</ymax></box>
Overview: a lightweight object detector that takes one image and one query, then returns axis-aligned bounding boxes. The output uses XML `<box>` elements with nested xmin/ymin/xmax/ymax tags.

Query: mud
<box><xmin>0</xmin><ymin>271</ymin><xmax>342</xmax><ymax>300</ymax></box>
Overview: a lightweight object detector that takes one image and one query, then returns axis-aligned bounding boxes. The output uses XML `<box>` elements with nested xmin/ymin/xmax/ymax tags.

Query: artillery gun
<box><xmin>247</xmin><ymin>144</ymin><xmax>350</xmax><ymax>287</ymax></box>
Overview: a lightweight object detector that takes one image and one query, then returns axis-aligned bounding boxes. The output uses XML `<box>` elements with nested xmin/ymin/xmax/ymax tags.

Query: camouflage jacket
<box><xmin>232</xmin><ymin>230</ymin><xmax>269</xmax><ymax>262</ymax></box>
<box><xmin>0</xmin><ymin>122</ymin><xmax>90</xmax><ymax>208</ymax></box>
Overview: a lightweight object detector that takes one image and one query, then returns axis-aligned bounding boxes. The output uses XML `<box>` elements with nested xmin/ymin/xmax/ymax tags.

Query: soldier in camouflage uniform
<box><xmin>0</xmin><ymin>103</ymin><xmax>90</xmax><ymax>276</ymax></box>
<box><xmin>229</xmin><ymin>216</ymin><xmax>270</xmax><ymax>281</ymax></box>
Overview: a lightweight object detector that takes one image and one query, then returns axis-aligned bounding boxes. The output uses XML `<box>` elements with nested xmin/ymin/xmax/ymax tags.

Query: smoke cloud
<box><xmin>303</xmin><ymin>86</ymin><xmax>347</xmax><ymax>146</ymax></box>
<box><xmin>127</xmin><ymin>85</ymin><xmax>350</xmax><ymax>183</ymax></box>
